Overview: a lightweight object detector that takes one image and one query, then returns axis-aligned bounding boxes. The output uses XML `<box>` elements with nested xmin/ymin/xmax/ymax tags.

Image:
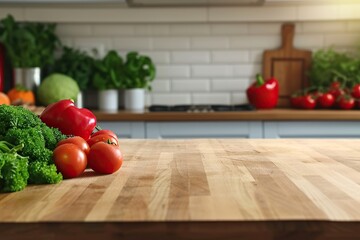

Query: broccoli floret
<box><xmin>0</xmin><ymin>105</ymin><xmax>42</xmax><ymax>136</ymax></box>
<box><xmin>0</xmin><ymin>105</ymin><xmax>67</xmax><ymax>191</ymax></box>
<box><xmin>4</xmin><ymin>127</ymin><xmax>46</xmax><ymax>162</ymax></box>
<box><xmin>0</xmin><ymin>142</ymin><xmax>29</xmax><ymax>193</ymax></box>
<box><xmin>28</xmin><ymin>161</ymin><xmax>62</xmax><ymax>184</ymax></box>
<box><xmin>41</xmin><ymin>125</ymin><xmax>66</xmax><ymax>150</ymax></box>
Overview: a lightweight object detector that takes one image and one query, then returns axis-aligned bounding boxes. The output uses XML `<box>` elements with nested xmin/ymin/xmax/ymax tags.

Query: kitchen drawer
<box><xmin>97</xmin><ymin>121</ymin><xmax>145</xmax><ymax>139</ymax></box>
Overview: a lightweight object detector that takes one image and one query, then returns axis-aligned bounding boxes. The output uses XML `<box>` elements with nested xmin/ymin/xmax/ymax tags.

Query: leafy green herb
<box><xmin>92</xmin><ymin>50</ymin><xmax>125</xmax><ymax>90</ymax></box>
<box><xmin>53</xmin><ymin>46</ymin><xmax>94</xmax><ymax>91</ymax></box>
<box><xmin>0</xmin><ymin>14</ymin><xmax>60</xmax><ymax>68</ymax></box>
<box><xmin>309</xmin><ymin>48</ymin><xmax>360</xmax><ymax>89</ymax></box>
<box><xmin>123</xmin><ymin>51</ymin><xmax>156</xmax><ymax>90</ymax></box>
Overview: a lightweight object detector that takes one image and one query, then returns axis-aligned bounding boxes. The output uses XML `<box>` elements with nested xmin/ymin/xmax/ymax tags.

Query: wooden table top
<box><xmin>1</xmin><ymin>139</ymin><xmax>360</xmax><ymax>239</ymax></box>
<box><xmin>93</xmin><ymin>108</ymin><xmax>360</xmax><ymax>121</ymax></box>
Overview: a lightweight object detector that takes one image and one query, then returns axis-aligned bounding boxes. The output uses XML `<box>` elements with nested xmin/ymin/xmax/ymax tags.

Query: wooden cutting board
<box><xmin>263</xmin><ymin>23</ymin><xmax>312</xmax><ymax>107</ymax></box>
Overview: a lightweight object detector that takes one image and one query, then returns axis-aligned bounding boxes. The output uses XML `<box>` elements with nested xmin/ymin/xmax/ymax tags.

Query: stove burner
<box><xmin>148</xmin><ymin>104</ymin><xmax>255</xmax><ymax>112</ymax></box>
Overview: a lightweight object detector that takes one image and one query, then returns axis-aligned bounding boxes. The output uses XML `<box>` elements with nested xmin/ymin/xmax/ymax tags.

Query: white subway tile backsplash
<box><xmin>92</xmin><ymin>24</ymin><xmax>134</xmax><ymax>36</ymax></box>
<box><xmin>134</xmin><ymin>24</ymin><xmax>170</xmax><ymax>36</ymax></box>
<box><xmin>192</xmin><ymin>65</ymin><xmax>233</xmax><ymax>78</ymax></box>
<box><xmin>325</xmin><ymin>34</ymin><xmax>360</xmax><ymax>47</ymax></box>
<box><xmin>156</xmin><ymin>65</ymin><xmax>191</xmax><ymax>78</ymax></box>
<box><xmin>230</xmin><ymin>36</ymin><xmax>280</xmax><ymax>49</ymax></box>
<box><xmin>302</xmin><ymin>21</ymin><xmax>347</xmax><ymax>33</ymax></box>
<box><xmin>294</xmin><ymin>34</ymin><xmax>324</xmax><ymax>48</ymax></box>
<box><xmin>248</xmin><ymin>23</ymin><xmax>282</xmax><ymax>34</ymax></box>
<box><xmin>172</xmin><ymin>79</ymin><xmax>210</xmax><ymax>92</ymax></box>
<box><xmin>153</xmin><ymin>37</ymin><xmax>190</xmax><ymax>50</ymax></box>
<box><xmin>191</xmin><ymin>37</ymin><xmax>229</xmax><ymax>50</ymax></box>
<box><xmin>171</xmin><ymin>51</ymin><xmax>210</xmax><ymax>64</ymax></box>
<box><xmin>339</xmin><ymin>4</ymin><xmax>360</xmax><ymax>20</ymax></box>
<box><xmin>211</xmin><ymin>51</ymin><xmax>249</xmax><ymax>63</ymax></box>
<box><xmin>151</xmin><ymin>93</ymin><xmax>191</xmax><ymax>105</ymax></box>
<box><xmin>210</xmin><ymin>23</ymin><xmax>248</xmax><ymax>35</ymax></box>
<box><xmin>73</xmin><ymin>38</ymin><xmax>112</xmax><ymax>58</ymax></box>
<box><xmin>192</xmin><ymin>93</ymin><xmax>230</xmax><ymax>105</ymax></box>
<box><xmin>113</xmin><ymin>37</ymin><xmax>152</xmax><ymax>50</ymax></box>
<box><xmin>250</xmin><ymin>50</ymin><xmax>263</xmax><ymax>64</ymax></box>
<box><xmin>233</xmin><ymin>64</ymin><xmax>261</xmax><ymax>77</ymax></box>
<box><xmin>151</xmin><ymin>80</ymin><xmax>171</xmax><ymax>92</ymax></box>
<box><xmin>347</xmin><ymin>21</ymin><xmax>360</xmax><ymax>32</ymax></box>
<box><xmin>56</xmin><ymin>24</ymin><xmax>92</xmax><ymax>36</ymax></box>
<box><xmin>297</xmin><ymin>5</ymin><xmax>339</xmax><ymax>21</ymax></box>
<box><xmin>140</xmin><ymin>51</ymin><xmax>170</xmax><ymax>64</ymax></box>
<box><xmin>211</xmin><ymin>79</ymin><xmax>250</xmax><ymax>92</ymax></box>
<box><xmin>231</xmin><ymin>93</ymin><xmax>248</xmax><ymax>104</ymax></box>
<box><xmin>170</xmin><ymin>24</ymin><xmax>210</xmax><ymax>36</ymax></box>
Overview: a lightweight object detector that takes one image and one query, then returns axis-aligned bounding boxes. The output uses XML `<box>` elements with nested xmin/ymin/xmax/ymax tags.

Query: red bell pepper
<box><xmin>246</xmin><ymin>74</ymin><xmax>279</xmax><ymax>109</ymax></box>
<box><xmin>40</xmin><ymin>99</ymin><xmax>97</xmax><ymax>140</ymax></box>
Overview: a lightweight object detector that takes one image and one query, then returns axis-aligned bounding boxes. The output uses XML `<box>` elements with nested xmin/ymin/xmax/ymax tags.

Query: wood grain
<box><xmin>1</xmin><ymin>139</ymin><xmax>360</xmax><ymax>239</ymax></box>
<box><xmin>263</xmin><ymin>24</ymin><xmax>312</xmax><ymax>107</ymax></box>
<box><xmin>93</xmin><ymin>109</ymin><xmax>360</xmax><ymax>121</ymax></box>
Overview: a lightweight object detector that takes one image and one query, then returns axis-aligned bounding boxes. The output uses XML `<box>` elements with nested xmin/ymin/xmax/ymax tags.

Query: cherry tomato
<box><xmin>88</xmin><ymin>142</ymin><xmax>123</xmax><ymax>174</ymax></box>
<box><xmin>337</xmin><ymin>95</ymin><xmax>355</xmax><ymax>110</ymax></box>
<box><xmin>301</xmin><ymin>95</ymin><xmax>316</xmax><ymax>109</ymax></box>
<box><xmin>87</xmin><ymin>134</ymin><xmax>119</xmax><ymax>147</ymax></box>
<box><xmin>290</xmin><ymin>95</ymin><xmax>303</xmax><ymax>108</ymax></box>
<box><xmin>57</xmin><ymin>136</ymin><xmax>90</xmax><ymax>155</ymax></box>
<box><xmin>351</xmin><ymin>84</ymin><xmax>360</xmax><ymax>99</ymax></box>
<box><xmin>91</xmin><ymin>129</ymin><xmax>117</xmax><ymax>139</ymax></box>
<box><xmin>53</xmin><ymin>143</ymin><xmax>87</xmax><ymax>179</ymax></box>
<box><xmin>328</xmin><ymin>88</ymin><xmax>345</xmax><ymax>100</ymax></box>
<box><xmin>330</xmin><ymin>81</ymin><xmax>341</xmax><ymax>89</ymax></box>
<box><xmin>317</xmin><ymin>93</ymin><xmax>335</xmax><ymax>108</ymax></box>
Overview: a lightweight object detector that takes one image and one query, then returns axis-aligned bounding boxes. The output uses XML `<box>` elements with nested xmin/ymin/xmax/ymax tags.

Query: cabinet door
<box><xmin>146</xmin><ymin>121</ymin><xmax>262</xmax><ymax>139</ymax></box>
<box><xmin>97</xmin><ymin>121</ymin><xmax>145</xmax><ymax>139</ymax></box>
<box><xmin>264</xmin><ymin>121</ymin><xmax>360</xmax><ymax>138</ymax></box>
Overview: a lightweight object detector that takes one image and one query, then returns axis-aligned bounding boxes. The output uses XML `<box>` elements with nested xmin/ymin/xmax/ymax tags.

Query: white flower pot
<box><xmin>124</xmin><ymin>88</ymin><xmax>145</xmax><ymax>111</ymax></box>
<box><xmin>98</xmin><ymin>89</ymin><xmax>119</xmax><ymax>112</ymax></box>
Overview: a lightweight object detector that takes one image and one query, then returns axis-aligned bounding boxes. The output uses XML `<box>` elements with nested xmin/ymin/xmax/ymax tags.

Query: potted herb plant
<box><xmin>52</xmin><ymin>46</ymin><xmax>94</xmax><ymax>108</ymax></box>
<box><xmin>92</xmin><ymin>50</ymin><xmax>124</xmax><ymax>112</ymax></box>
<box><xmin>0</xmin><ymin>15</ymin><xmax>60</xmax><ymax>92</ymax></box>
<box><xmin>123</xmin><ymin>52</ymin><xmax>156</xmax><ymax>111</ymax></box>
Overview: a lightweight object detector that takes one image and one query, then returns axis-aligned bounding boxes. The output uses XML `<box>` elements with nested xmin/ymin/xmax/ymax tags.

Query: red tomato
<box><xmin>88</xmin><ymin>142</ymin><xmax>123</xmax><ymax>174</ymax></box>
<box><xmin>91</xmin><ymin>129</ymin><xmax>117</xmax><ymax>139</ymax></box>
<box><xmin>317</xmin><ymin>93</ymin><xmax>335</xmax><ymax>108</ymax></box>
<box><xmin>290</xmin><ymin>95</ymin><xmax>303</xmax><ymax>108</ymax></box>
<box><xmin>301</xmin><ymin>95</ymin><xmax>316</xmax><ymax>109</ymax></box>
<box><xmin>53</xmin><ymin>143</ymin><xmax>87</xmax><ymax>179</ymax></box>
<box><xmin>87</xmin><ymin>134</ymin><xmax>119</xmax><ymax>147</ymax></box>
<box><xmin>328</xmin><ymin>88</ymin><xmax>345</xmax><ymax>100</ymax></box>
<box><xmin>351</xmin><ymin>84</ymin><xmax>360</xmax><ymax>99</ymax></box>
<box><xmin>57</xmin><ymin>136</ymin><xmax>90</xmax><ymax>155</ymax></box>
<box><xmin>337</xmin><ymin>95</ymin><xmax>355</xmax><ymax>110</ymax></box>
<box><xmin>330</xmin><ymin>81</ymin><xmax>341</xmax><ymax>89</ymax></box>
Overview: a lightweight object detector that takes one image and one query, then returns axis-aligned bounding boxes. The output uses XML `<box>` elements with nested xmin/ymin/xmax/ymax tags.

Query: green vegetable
<box><xmin>309</xmin><ymin>48</ymin><xmax>360</xmax><ymax>89</ymax></box>
<box><xmin>92</xmin><ymin>50</ymin><xmax>125</xmax><ymax>90</ymax></box>
<box><xmin>0</xmin><ymin>141</ymin><xmax>29</xmax><ymax>193</ymax></box>
<box><xmin>0</xmin><ymin>14</ymin><xmax>60</xmax><ymax>68</ymax></box>
<box><xmin>53</xmin><ymin>46</ymin><xmax>94</xmax><ymax>91</ymax></box>
<box><xmin>37</xmin><ymin>73</ymin><xmax>80</xmax><ymax>106</ymax></box>
<box><xmin>0</xmin><ymin>104</ymin><xmax>66</xmax><ymax>192</ymax></box>
<box><xmin>123</xmin><ymin>51</ymin><xmax>156</xmax><ymax>90</ymax></box>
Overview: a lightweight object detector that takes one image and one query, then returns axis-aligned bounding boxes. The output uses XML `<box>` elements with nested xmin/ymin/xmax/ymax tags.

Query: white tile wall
<box><xmin>1</xmin><ymin>3</ymin><xmax>359</xmax><ymax>109</ymax></box>
<box><xmin>53</xmin><ymin>19</ymin><xmax>360</xmax><ymax>106</ymax></box>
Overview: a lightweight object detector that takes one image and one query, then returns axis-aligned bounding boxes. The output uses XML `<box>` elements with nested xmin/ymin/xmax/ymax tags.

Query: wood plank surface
<box><xmin>263</xmin><ymin>24</ymin><xmax>312</xmax><ymax>107</ymax></box>
<box><xmin>93</xmin><ymin>109</ymin><xmax>360</xmax><ymax>121</ymax></box>
<box><xmin>1</xmin><ymin>139</ymin><xmax>360</xmax><ymax>239</ymax></box>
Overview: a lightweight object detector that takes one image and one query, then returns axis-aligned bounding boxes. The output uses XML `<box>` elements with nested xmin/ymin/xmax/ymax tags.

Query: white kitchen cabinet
<box><xmin>264</xmin><ymin>121</ymin><xmax>360</xmax><ymax>138</ymax></box>
<box><xmin>145</xmin><ymin>121</ymin><xmax>263</xmax><ymax>139</ymax></box>
<box><xmin>97</xmin><ymin>121</ymin><xmax>145</xmax><ymax>139</ymax></box>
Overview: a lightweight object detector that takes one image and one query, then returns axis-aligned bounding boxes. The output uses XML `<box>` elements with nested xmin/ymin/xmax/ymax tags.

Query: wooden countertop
<box><xmin>93</xmin><ymin>108</ymin><xmax>360</xmax><ymax>121</ymax></box>
<box><xmin>1</xmin><ymin>139</ymin><xmax>360</xmax><ymax>239</ymax></box>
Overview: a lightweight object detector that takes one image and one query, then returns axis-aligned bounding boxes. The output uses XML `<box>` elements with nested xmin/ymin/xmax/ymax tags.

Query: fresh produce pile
<box><xmin>290</xmin><ymin>48</ymin><xmax>360</xmax><ymax>110</ymax></box>
<box><xmin>0</xmin><ymin>100</ymin><xmax>123</xmax><ymax>193</ymax></box>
